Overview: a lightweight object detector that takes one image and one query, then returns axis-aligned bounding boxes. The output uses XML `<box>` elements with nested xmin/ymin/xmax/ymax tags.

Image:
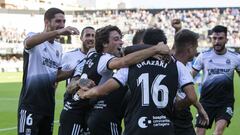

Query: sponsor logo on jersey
<box><xmin>42</xmin><ymin>57</ymin><xmax>59</xmax><ymax>69</ymax></box>
<box><xmin>207</xmin><ymin>68</ymin><xmax>230</xmax><ymax>76</ymax></box>
<box><xmin>138</xmin><ymin>115</ymin><xmax>171</xmax><ymax>128</ymax></box>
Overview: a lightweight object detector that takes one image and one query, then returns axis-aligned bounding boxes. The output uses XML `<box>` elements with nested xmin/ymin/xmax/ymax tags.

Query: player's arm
<box><xmin>66</xmin><ymin>76</ymin><xmax>80</xmax><ymax>94</ymax></box>
<box><xmin>124</xmin><ymin>44</ymin><xmax>169</xmax><ymax>55</ymax></box>
<box><xmin>192</xmin><ymin>68</ymin><xmax>200</xmax><ymax>78</ymax></box>
<box><xmin>56</xmin><ymin>69</ymin><xmax>74</xmax><ymax>82</ymax></box>
<box><xmin>24</xmin><ymin>26</ymin><xmax>79</xmax><ymax>49</ymax></box>
<box><xmin>174</xmin><ymin>84</ymin><xmax>197</xmax><ymax>110</ymax></box>
<box><xmin>78</xmin><ymin>78</ymin><xmax>120</xmax><ymax>99</ymax></box>
<box><xmin>108</xmin><ymin>42</ymin><xmax>169</xmax><ymax>70</ymax></box>
<box><xmin>78</xmin><ymin>67</ymin><xmax>128</xmax><ymax>99</ymax></box>
<box><xmin>192</xmin><ymin>52</ymin><xmax>203</xmax><ymax>78</ymax></box>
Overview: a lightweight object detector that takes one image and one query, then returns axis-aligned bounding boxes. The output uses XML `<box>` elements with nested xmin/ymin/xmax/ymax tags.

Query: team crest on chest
<box><xmin>226</xmin><ymin>59</ymin><xmax>231</xmax><ymax>64</ymax></box>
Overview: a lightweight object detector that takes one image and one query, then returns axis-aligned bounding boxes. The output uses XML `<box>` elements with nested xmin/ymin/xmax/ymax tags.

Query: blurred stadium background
<box><xmin>0</xmin><ymin>0</ymin><xmax>239</xmax><ymax>135</ymax></box>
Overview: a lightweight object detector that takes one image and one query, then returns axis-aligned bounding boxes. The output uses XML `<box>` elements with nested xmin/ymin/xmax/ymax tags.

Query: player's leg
<box><xmin>88</xmin><ymin>110</ymin><xmax>122</xmax><ymax>135</ymax></box>
<box><xmin>58</xmin><ymin>110</ymin><xmax>85</xmax><ymax>135</ymax></box>
<box><xmin>18</xmin><ymin>108</ymin><xmax>41</xmax><ymax>135</ymax></box>
<box><xmin>38</xmin><ymin>115</ymin><xmax>54</xmax><ymax>135</ymax></box>
<box><xmin>213</xmin><ymin>119</ymin><xmax>227</xmax><ymax>135</ymax></box>
<box><xmin>195</xmin><ymin>127</ymin><xmax>206</xmax><ymax>135</ymax></box>
<box><xmin>213</xmin><ymin>106</ymin><xmax>233</xmax><ymax>135</ymax></box>
<box><xmin>174</xmin><ymin>126</ymin><xmax>196</xmax><ymax>135</ymax></box>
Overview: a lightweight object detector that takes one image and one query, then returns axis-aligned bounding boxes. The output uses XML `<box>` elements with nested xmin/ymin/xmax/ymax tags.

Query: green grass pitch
<box><xmin>0</xmin><ymin>72</ymin><xmax>239</xmax><ymax>135</ymax></box>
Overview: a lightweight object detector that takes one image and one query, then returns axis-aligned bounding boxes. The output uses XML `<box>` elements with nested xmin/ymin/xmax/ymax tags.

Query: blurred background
<box><xmin>0</xmin><ymin>0</ymin><xmax>240</xmax><ymax>72</ymax></box>
<box><xmin>0</xmin><ymin>1</ymin><xmax>239</xmax><ymax>135</ymax></box>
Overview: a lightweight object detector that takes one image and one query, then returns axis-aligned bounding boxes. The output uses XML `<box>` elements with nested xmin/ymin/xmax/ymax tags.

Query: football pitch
<box><xmin>0</xmin><ymin>72</ymin><xmax>239</xmax><ymax>135</ymax></box>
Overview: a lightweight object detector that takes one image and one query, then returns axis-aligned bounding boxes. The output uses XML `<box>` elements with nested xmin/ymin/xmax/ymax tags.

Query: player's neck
<box><xmin>174</xmin><ymin>53</ymin><xmax>188</xmax><ymax>65</ymax></box>
<box><xmin>214</xmin><ymin>48</ymin><xmax>227</xmax><ymax>55</ymax></box>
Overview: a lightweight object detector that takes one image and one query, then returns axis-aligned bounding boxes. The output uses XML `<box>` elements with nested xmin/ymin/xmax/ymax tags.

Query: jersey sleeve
<box><xmin>73</xmin><ymin>59</ymin><xmax>86</xmax><ymax>77</ymax></box>
<box><xmin>61</xmin><ymin>53</ymin><xmax>74</xmax><ymax>71</ymax></box>
<box><xmin>192</xmin><ymin>52</ymin><xmax>203</xmax><ymax>71</ymax></box>
<box><xmin>98</xmin><ymin>53</ymin><xmax>115</xmax><ymax>73</ymax></box>
<box><xmin>177</xmin><ymin>61</ymin><xmax>194</xmax><ymax>89</ymax></box>
<box><xmin>112</xmin><ymin>67</ymin><xmax>129</xmax><ymax>86</ymax></box>
<box><xmin>24</xmin><ymin>32</ymin><xmax>37</xmax><ymax>53</ymax></box>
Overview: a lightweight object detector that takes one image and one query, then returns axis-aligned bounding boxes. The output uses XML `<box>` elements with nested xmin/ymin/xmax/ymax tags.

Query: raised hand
<box><xmin>57</xmin><ymin>26</ymin><xmax>80</xmax><ymax>35</ymax></box>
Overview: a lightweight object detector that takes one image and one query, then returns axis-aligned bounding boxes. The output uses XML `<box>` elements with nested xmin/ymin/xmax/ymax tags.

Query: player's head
<box><xmin>143</xmin><ymin>28</ymin><xmax>167</xmax><ymax>45</ymax></box>
<box><xmin>95</xmin><ymin>25</ymin><xmax>123</xmax><ymax>57</ymax></box>
<box><xmin>174</xmin><ymin>29</ymin><xmax>199</xmax><ymax>61</ymax></box>
<box><xmin>80</xmin><ymin>26</ymin><xmax>95</xmax><ymax>53</ymax></box>
<box><xmin>44</xmin><ymin>8</ymin><xmax>65</xmax><ymax>32</ymax></box>
<box><xmin>211</xmin><ymin>25</ymin><xmax>228</xmax><ymax>53</ymax></box>
<box><xmin>132</xmin><ymin>29</ymin><xmax>146</xmax><ymax>45</ymax></box>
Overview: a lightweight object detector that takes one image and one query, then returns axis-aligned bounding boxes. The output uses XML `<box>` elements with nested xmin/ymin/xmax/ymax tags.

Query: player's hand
<box><xmin>155</xmin><ymin>42</ymin><xmax>170</xmax><ymax>55</ymax></box>
<box><xmin>197</xmin><ymin>108</ymin><xmax>209</xmax><ymax>126</ymax></box>
<box><xmin>57</xmin><ymin>26</ymin><xmax>80</xmax><ymax>35</ymax></box>
<box><xmin>77</xmin><ymin>78</ymin><xmax>95</xmax><ymax>89</ymax></box>
<box><xmin>76</xmin><ymin>86</ymin><xmax>90</xmax><ymax>99</ymax></box>
<box><xmin>171</xmin><ymin>18</ymin><xmax>182</xmax><ymax>32</ymax></box>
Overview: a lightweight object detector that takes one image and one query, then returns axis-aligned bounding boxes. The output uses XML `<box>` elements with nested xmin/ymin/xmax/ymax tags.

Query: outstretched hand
<box><xmin>57</xmin><ymin>26</ymin><xmax>80</xmax><ymax>35</ymax></box>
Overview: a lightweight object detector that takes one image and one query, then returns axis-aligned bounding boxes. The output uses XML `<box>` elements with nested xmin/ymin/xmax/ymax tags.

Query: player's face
<box><xmin>106</xmin><ymin>30</ymin><xmax>123</xmax><ymax>57</ymax></box>
<box><xmin>46</xmin><ymin>13</ymin><xmax>66</xmax><ymax>32</ymax></box>
<box><xmin>81</xmin><ymin>28</ymin><xmax>95</xmax><ymax>53</ymax></box>
<box><xmin>212</xmin><ymin>32</ymin><xmax>227</xmax><ymax>53</ymax></box>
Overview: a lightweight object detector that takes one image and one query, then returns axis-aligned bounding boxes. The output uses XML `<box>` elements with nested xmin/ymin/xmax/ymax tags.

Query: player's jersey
<box><xmin>173</xmin><ymin>57</ymin><xmax>195</xmax><ymax>129</ymax></box>
<box><xmin>61</xmin><ymin>48</ymin><xmax>86</xmax><ymax>85</ymax></box>
<box><xmin>19</xmin><ymin>32</ymin><xmax>63</xmax><ymax>116</ymax></box>
<box><xmin>63</xmin><ymin>52</ymin><xmax>126</xmax><ymax>116</ymax></box>
<box><xmin>113</xmin><ymin>57</ymin><xmax>193</xmax><ymax>135</ymax></box>
<box><xmin>193</xmin><ymin>49</ymin><xmax>240</xmax><ymax>106</ymax></box>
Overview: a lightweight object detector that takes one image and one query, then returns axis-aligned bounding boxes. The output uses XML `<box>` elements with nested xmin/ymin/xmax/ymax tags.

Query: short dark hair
<box><xmin>132</xmin><ymin>29</ymin><xmax>146</xmax><ymax>44</ymax></box>
<box><xmin>81</xmin><ymin>26</ymin><xmax>95</xmax><ymax>38</ymax></box>
<box><xmin>44</xmin><ymin>8</ymin><xmax>64</xmax><ymax>21</ymax></box>
<box><xmin>95</xmin><ymin>25</ymin><xmax>122</xmax><ymax>53</ymax></box>
<box><xmin>143</xmin><ymin>28</ymin><xmax>167</xmax><ymax>45</ymax></box>
<box><xmin>212</xmin><ymin>25</ymin><xmax>227</xmax><ymax>36</ymax></box>
<box><xmin>174</xmin><ymin>29</ymin><xmax>199</xmax><ymax>51</ymax></box>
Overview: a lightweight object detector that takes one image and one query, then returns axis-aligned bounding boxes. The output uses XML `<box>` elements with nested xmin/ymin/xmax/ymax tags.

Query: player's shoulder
<box><xmin>201</xmin><ymin>48</ymin><xmax>212</xmax><ymax>54</ymax></box>
<box><xmin>227</xmin><ymin>49</ymin><xmax>239</xmax><ymax>56</ymax></box>
<box><xmin>64</xmin><ymin>48</ymin><xmax>85</xmax><ymax>57</ymax></box>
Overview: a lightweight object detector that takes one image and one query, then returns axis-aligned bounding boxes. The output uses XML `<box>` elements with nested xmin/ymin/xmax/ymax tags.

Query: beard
<box><xmin>214</xmin><ymin>44</ymin><xmax>225</xmax><ymax>52</ymax></box>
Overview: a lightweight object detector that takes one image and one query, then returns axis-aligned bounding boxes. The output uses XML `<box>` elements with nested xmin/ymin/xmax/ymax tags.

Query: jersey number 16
<box><xmin>137</xmin><ymin>73</ymin><xmax>169</xmax><ymax>108</ymax></box>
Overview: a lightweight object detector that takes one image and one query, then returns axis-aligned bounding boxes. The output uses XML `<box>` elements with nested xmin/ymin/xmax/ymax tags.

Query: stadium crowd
<box><xmin>0</xmin><ymin>8</ymin><xmax>239</xmax><ymax>47</ymax></box>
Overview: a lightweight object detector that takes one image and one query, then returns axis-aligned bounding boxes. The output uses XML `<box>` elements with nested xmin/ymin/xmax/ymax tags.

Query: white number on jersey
<box><xmin>137</xmin><ymin>73</ymin><xmax>169</xmax><ymax>108</ymax></box>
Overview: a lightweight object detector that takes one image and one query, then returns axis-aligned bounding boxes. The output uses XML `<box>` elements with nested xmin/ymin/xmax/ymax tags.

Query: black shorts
<box><xmin>18</xmin><ymin>108</ymin><xmax>54</xmax><ymax>135</ymax></box>
<box><xmin>195</xmin><ymin>104</ymin><xmax>233</xmax><ymax>129</ymax></box>
<box><xmin>58</xmin><ymin>110</ymin><xmax>90</xmax><ymax>135</ymax></box>
<box><xmin>174</xmin><ymin>126</ymin><xmax>196</xmax><ymax>135</ymax></box>
<box><xmin>87</xmin><ymin>109</ymin><xmax>122</xmax><ymax>135</ymax></box>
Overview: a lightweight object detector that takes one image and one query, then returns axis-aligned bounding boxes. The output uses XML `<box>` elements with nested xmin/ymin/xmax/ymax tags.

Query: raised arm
<box><xmin>108</xmin><ymin>42</ymin><xmax>170</xmax><ymax>70</ymax></box>
<box><xmin>24</xmin><ymin>26</ymin><xmax>79</xmax><ymax>49</ymax></box>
